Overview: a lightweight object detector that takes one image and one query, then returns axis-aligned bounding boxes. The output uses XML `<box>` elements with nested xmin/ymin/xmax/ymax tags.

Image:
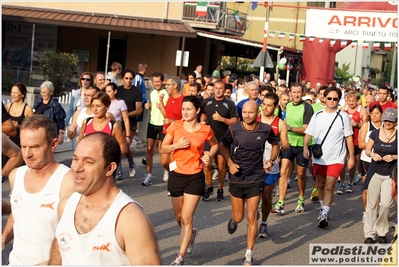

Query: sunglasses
<box><xmin>326</xmin><ymin>97</ymin><xmax>339</xmax><ymax>101</ymax></box>
<box><xmin>81</xmin><ymin>78</ymin><xmax>91</xmax><ymax>81</ymax></box>
<box><xmin>124</xmin><ymin>77</ymin><xmax>133</xmax><ymax>80</ymax></box>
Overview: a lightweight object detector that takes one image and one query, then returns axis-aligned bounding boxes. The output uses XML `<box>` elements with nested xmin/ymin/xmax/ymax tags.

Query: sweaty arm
<box><xmin>303</xmin><ymin>134</ymin><xmax>312</xmax><ymax>159</ymax></box>
<box><xmin>278</xmin><ymin>119</ymin><xmax>290</xmax><ymax>152</ymax></box>
<box><xmin>127</xmin><ymin>102</ymin><xmax>143</xmax><ymax>118</ymax></box>
<box><xmin>2</xmin><ymin>118</ymin><xmax>17</xmax><ymax>137</ymax></box>
<box><xmin>2</xmin><ymin>133</ymin><xmax>23</xmax><ymax>178</ymax></box>
<box><xmin>358</xmin><ymin>123</ymin><xmax>368</xmax><ymax>150</ymax></box>
<box><xmin>117</xmin><ymin>203</ymin><xmax>161</xmax><ymax>265</ymax></box>
<box><xmin>67</xmin><ymin>110</ymin><xmax>81</xmax><ymax>140</ymax></box>
<box><xmin>2</xmin><ymin>168</ymin><xmax>18</xmax><ymax>250</ymax></box>
<box><xmin>112</xmin><ymin>123</ymin><xmax>128</xmax><ymax>155</ymax></box>
<box><xmin>345</xmin><ymin>135</ymin><xmax>355</xmax><ymax>169</ymax></box>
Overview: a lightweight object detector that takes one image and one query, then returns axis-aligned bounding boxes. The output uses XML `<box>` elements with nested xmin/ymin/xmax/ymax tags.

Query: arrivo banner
<box><xmin>305</xmin><ymin>9</ymin><xmax>397</xmax><ymax>42</ymax></box>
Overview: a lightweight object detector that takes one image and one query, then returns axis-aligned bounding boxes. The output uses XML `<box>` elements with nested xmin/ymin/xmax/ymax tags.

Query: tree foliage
<box><xmin>334</xmin><ymin>63</ymin><xmax>353</xmax><ymax>83</ymax></box>
<box><xmin>39</xmin><ymin>50</ymin><xmax>79</xmax><ymax>96</ymax></box>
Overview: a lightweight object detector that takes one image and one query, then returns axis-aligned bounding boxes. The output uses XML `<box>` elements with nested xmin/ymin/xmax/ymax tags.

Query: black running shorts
<box><xmin>168</xmin><ymin>171</ymin><xmax>205</xmax><ymax>197</ymax></box>
<box><xmin>229</xmin><ymin>181</ymin><xmax>264</xmax><ymax>199</ymax></box>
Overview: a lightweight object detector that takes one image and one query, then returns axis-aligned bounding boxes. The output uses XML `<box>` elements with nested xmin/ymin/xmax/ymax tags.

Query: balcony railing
<box><xmin>182</xmin><ymin>4</ymin><xmax>248</xmax><ymax>36</ymax></box>
<box><xmin>217</xmin><ymin>8</ymin><xmax>249</xmax><ymax>35</ymax></box>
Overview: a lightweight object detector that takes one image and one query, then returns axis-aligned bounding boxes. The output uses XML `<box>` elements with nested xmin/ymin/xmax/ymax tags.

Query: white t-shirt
<box><xmin>305</xmin><ymin>109</ymin><xmax>353</xmax><ymax>165</ymax></box>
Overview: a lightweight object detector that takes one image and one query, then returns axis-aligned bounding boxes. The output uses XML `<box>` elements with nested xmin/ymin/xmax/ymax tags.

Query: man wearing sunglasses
<box><xmin>117</xmin><ymin>69</ymin><xmax>143</xmax><ymax>178</ymax></box>
<box><xmin>303</xmin><ymin>87</ymin><xmax>355</xmax><ymax>228</ymax></box>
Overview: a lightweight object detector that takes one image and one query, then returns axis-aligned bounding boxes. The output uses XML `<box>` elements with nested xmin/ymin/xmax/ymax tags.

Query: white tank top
<box><xmin>75</xmin><ymin>107</ymin><xmax>92</xmax><ymax>140</ymax></box>
<box><xmin>56</xmin><ymin>190</ymin><xmax>139</xmax><ymax>265</ymax></box>
<box><xmin>9</xmin><ymin>164</ymin><xmax>70</xmax><ymax>265</ymax></box>
<box><xmin>360</xmin><ymin>121</ymin><xmax>379</xmax><ymax>162</ymax></box>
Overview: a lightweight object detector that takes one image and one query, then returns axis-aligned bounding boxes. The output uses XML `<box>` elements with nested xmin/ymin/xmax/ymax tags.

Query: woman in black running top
<box><xmin>6</xmin><ymin>83</ymin><xmax>34</xmax><ymax>146</ymax></box>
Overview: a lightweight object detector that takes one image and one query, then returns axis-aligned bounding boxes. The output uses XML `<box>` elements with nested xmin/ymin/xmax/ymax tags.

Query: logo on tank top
<box><xmin>40</xmin><ymin>201</ymin><xmax>55</xmax><ymax>209</ymax></box>
<box><xmin>93</xmin><ymin>243</ymin><xmax>111</xmax><ymax>252</ymax></box>
<box><xmin>11</xmin><ymin>194</ymin><xmax>22</xmax><ymax>210</ymax></box>
<box><xmin>58</xmin><ymin>232</ymin><xmax>73</xmax><ymax>252</ymax></box>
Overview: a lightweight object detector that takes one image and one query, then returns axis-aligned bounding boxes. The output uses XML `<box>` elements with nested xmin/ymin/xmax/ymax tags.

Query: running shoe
<box><xmin>353</xmin><ymin>174</ymin><xmax>362</xmax><ymax>185</ymax></box>
<box><xmin>216</xmin><ymin>189</ymin><xmax>224</xmax><ymax>201</ymax></box>
<box><xmin>378</xmin><ymin>236</ymin><xmax>388</xmax><ymax>244</ymax></box>
<box><xmin>129</xmin><ymin>163</ymin><xmax>136</xmax><ymax>177</ymax></box>
<box><xmin>295</xmin><ymin>199</ymin><xmax>305</xmax><ymax>213</ymax></box>
<box><xmin>170</xmin><ymin>252</ymin><xmax>184</xmax><ymax>265</ymax></box>
<box><xmin>115</xmin><ymin>172</ymin><xmax>124</xmax><ymax>181</ymax></box>
<box><xmin>271</xmin><ymin>202</ymin><xmax>285</xmax><ymax>214</ymax></box>
<box><xmin>317</xmin><ymin>209</ymin><xmax>323</xmax><ymax>221</ymax></box>
<box><xmin>142</xmin><ymin>174</ymin><xmax>153</xmax><ymax>186</ymax></box>
<box><xmin>336</xmin><ymin>184</ymin><xmax>345</xmax><ymax>195</ymax></box>
<box><xmin>258</xmin><ymin>223</ymin><xmax>268</xmax><ymax>238</ymax></box>
<box><xmin>364</xmin><ymin>237</ymin><xmax>375</xmax><ymax>244</ymax></box>
<box><xmin>287</xmin><ymin>178</ymin><xmax>291</xmax><ymax>188</ymax></box>
<box><xmin>317</xmin><ymin>213</ymin><xmax>329</xmax><ymax>228</ymax></box>
<box><xmin>346</xmin><ymin>183</ymin><xmax>353</xmax><ymax>193</ymax></box>
<box><xmin>163</xmin><ymin>170</ymin><xmax>169</xmax><ymax>183</ymax></box>
<box><xmin>201</xmin><ymin>187</ymin><xmax>213</xmax><ymax>201</ymax></box>
<box><xmin>243</xmin><ymin>254</ymin><xmax>253</xmax><ymax>266</ymax></box>
<box><xmin>142</xmin><ymin>158</ymin><xmax>146</xmax><ymax>165</ymax></box>
<box><xmin>133</xmin><ymin>136</ymin><xmax>143</xmax><ymax>144</ymax></box>
<box><xmin>186</xmin><ymin>228</ymin><xmax>198</xmax><ymax>254</ymax></box>
<box><xmin>310</xmin><ymin>188</ymin><xmax>319</xmax><ymax>201</ymax></box>
<box><xmin>227</xmin><ymin>218</ymin><xmax>237</xmax><ymax>234</ymax></box>
<box><xmin>212</xmin><ymin>170</ymin><xmax>219</xmax><ymax>180</ymax></box>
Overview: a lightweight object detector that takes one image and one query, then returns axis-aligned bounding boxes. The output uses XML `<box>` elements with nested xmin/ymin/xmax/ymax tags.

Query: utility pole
<box><xmin>259</xmin><ymin>4</ymin><xmax>270</xmax><ymax>82</ymax></box>
<box><xmin>390</xmin><ymin>42</ymin><xmax>397</xmax><ymax>89</ymax></box>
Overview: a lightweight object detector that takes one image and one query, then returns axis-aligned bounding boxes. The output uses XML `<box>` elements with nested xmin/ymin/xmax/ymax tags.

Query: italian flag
<box><xmin>278</xmin><ymin>32</ymin><xmax>285</xmax><ymax>39</ymax></box>
<box><xmin>384</xmin><ymin>42</ymin><xmax>391</xmax><ymax>51</ymax></box>
<box><xmin>299</xmin><ymin>35</ymin><xmax>306</xmax><ymax>42</ymax></box>
<box><xmin>319</xmin><ymin>38</ymin><xmax>325</xmax><ymax>44</ymax></box>
<box><xmin>269</xmin><ymin>31</ymin><xmax>275</xmax><ymax>37</ymax></box>
<box><xmin>362</xmin><ymin>41</ymin><xmax>369</xmax><ymax>49</ymax></box>
<box><xmin>185</xmin><ymin>2</ymin><xmax>208</xmax><ymax>17</ymax></box>
<box><xmin>351</xmin><ymin>40</ymin><xmax>358</xmax><ymax>48</ymax></box>
<box><xmin>309</xmin><ymin>36</ymin><xmax>315</xmax><ymax>42</ymax></box>
<box><xmin>341</xmin><ymin>40</ymin><xmax>347</xmax><ymax>48</ymax></box>
<box><xmin>373</xmin><ymin>42</ymin><xmax>380</xmax><ymax>50</ymax></box>
<box><xmin>233</xmin><ymin>10</ymin><xmax>242</xmax><ymax>29</ymax></box>
<box><xmin>330</xmin><ymin>39</ymin><xmax>336</xmax><ymax>47</ymax></box>
<box><xmin>289</xmin><ymin>34</ymin><xmax>295</xmax><ymax>42</ymax></box>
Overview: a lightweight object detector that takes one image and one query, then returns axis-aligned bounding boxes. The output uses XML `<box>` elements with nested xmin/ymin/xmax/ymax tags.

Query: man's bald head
<box><xmin>243</xmin><ymin>100</ymin><xmax>259</xmax><ymax>112</ymax></box>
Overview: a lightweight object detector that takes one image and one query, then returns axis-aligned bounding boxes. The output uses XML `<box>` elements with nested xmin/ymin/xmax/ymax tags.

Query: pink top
<box><xmin>85</xmin><ymin>118</ymin><xmax>113</xmax><ymax>135</ymax></box>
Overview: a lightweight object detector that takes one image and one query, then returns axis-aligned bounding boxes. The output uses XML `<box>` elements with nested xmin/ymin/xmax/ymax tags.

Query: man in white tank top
<box><xmin>49</xmin><ymin>132</ymin><xmax>161</xmax><ymax>265</ymax></box>
<box><xmin>2</xmin><ymin>115</ymin><xmax>75</xmax><ymax>265</ymax></box>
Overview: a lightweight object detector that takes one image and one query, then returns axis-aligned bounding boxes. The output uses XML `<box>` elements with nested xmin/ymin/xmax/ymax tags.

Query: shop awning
<box><xmin>2</xmin><ymin>5</ymin><xmax>197</xmax><ymax>38</ymax></box>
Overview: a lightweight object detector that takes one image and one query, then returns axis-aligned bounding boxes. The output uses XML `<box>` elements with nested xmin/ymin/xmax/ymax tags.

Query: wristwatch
<box><xmin>288</xmin><ymin>126</ymin><xmax>292</xmax><ymax>132</ymax></box>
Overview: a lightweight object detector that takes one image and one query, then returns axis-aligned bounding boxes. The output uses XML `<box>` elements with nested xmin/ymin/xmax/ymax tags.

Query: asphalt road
<box><xmin>2</xmin><ymin>141</ymin><xmax>397</xmax><ymax>265</ymax></box>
